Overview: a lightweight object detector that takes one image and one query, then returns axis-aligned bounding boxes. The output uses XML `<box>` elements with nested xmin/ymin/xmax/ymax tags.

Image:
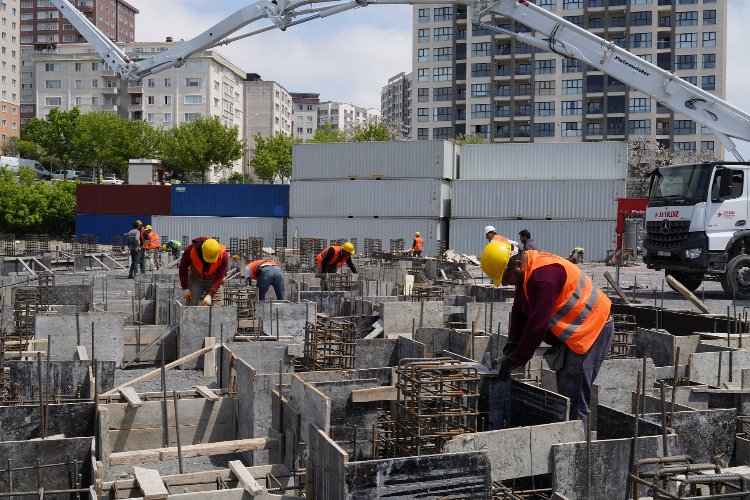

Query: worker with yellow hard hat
<box><xmin>480</xmin><ymin>241</ymin><xmax>613</xmax><ymax>428</ymax></box>
<box><xmin>142</xmin><ymin>224</ymin><xmax>161</xmax><ymax>270</ymax></box>
<box><xmin>411</xmin><ymin>231</ymin><xmax>424</xmax><ymax>257</ymax></box>
<box><xmin>316</xmin><ymin>241</ymin><xmax>357</xmax><ymax>291</ymax></box>
<box><xmin>179</xmin><ymin>237</ymin><xmax>229</xmax><ymax>306</ymax></box>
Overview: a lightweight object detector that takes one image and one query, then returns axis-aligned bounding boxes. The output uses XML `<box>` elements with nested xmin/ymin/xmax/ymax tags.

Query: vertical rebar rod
<box><xmin>585</xmin><ymin>416</ymin><xmax>591</xmax><ymax>500</ymax></box>
<box><xmin>161</xmin><ymin>337</ymin><xmax>168</xmax><ymax>448</ymax></box>
<box><xmin>173</xmin><ymin>390</ymin><xmax>184</xmax><ymax>474</ymax></box>
<box><xmin>670</xmin><ymin>347</ymin><xmax>679</xmax><ymax>428</ymax></box>
<box><xmin>276</xmin><ymin>309</ymin><xmax>280</xmax><ymax>341</ymax></box>
<box><xmin>37</xmin><ymin>352</ymin><xmax>44</xmax><ymax>439</ymax></box>
<box><xmin>45</xmin><ymin>338</ymin><xmax>51</xmax><ymax>438</ymax></box>
<box><xmin>659</xmin><ymin>380</ymin><xmax>668</xmax><ymax>457</ymax></box>
<box><xmin>75</xmin><ymin>306</ymin><xmax>80</xmax><ymax>346</ymax></box>
<box><xmin>627</xmin><ymin>372</ymin><xmax>642</xmax><ymax>500</ymax></box>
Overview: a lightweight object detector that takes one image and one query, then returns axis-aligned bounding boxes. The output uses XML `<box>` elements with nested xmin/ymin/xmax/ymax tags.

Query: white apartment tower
<box><xmin>1</xmin><ymin>0</ymin><xmax>20</xmax><ymax>143</ymax></box>
<box><xmin>381</xmin><ymin>71</ymin><xmax>412</xmax><ymax>138</ymax></box>
<box><xmin>291</xmin><ymin>92</ymin><xmax>319</xmax><ymax>142</ymax></box>
<box><xmin>318</xmin><ymin>101</ymin><xmax>380</xmax><ymax>131</ymax></box>
<box><xmin>411</xmin><ymin>0</ymin><xmax>727</xmax><ymax>157</ymax></box>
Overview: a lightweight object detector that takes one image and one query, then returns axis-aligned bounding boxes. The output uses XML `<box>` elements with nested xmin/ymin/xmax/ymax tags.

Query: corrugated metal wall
<box><xmin>448</xmin><ymin>219</ymin><xmax>615</xmax><ymax>261</ymax></box>
<box><xmin>452</xmin><ymin>180</ymin><xmax>625</xmax><ymax>219</ymax></box>
<box><xmin>151</xmin><ymin>216</ymin><xmax>284</xmax><ymax>247</ymax></box>
<box><xmin>287</xmin><ymin>218</ymin><xmax>448</xmax><ymax>256</ymax></box>
<box><xmin>75</xmin><ymin>214</ymin><xmax>152</xmax><ymax>244</ymax></box>
<box><xmin>76</xmin><ymin>185</ymin><xmax>171</xmax><ymax>215</ymax></box>
<box><xmin>170</xmin><ymin>184</ymin><xmax>289</xmax><ymax>217</ymax></box>
<box><xmin>459</xmin><ymin>142</ymin><xmax>627</xmax><ymax>180</ymax></box>
<box><xmin>292</xmin><ymin>141</ymin><xmax>456</xmax><ymax>180</ymax></box>
<box><xmin>290</xmin><ymin>179</ymin><xmax>451</xmax><ymax>218</ymax></box>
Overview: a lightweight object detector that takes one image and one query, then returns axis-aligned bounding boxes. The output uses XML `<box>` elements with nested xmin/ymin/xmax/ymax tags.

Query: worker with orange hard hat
<box><xmin>179</xmin><ymin>237</ymin><xmax>229</xmax><ymax>306</ymax></box>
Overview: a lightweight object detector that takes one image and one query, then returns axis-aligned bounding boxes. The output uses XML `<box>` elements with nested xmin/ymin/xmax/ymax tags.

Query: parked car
<box><xmin>0</xmin><ymin>156</ymin><xmax>52</xmax><ymax>180</ymax></box>
<box><xmin>101</xmin><ymin>175</ymin><xmax>124</xmax><ymax>185</ymax></box>
<box><xmin>52</xmin><ymin>169</ymin><xmax>79</xmax><ymax>180</ymax></box>
<box><xmin>76</xmin><ymin>173</ymin><xmax>95</xmax><ymax>182</ymax></box>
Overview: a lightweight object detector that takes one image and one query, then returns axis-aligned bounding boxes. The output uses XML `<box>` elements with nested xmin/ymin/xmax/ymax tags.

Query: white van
<box><xmin>0</xmin><ymin>156</ymin><xmax>52</xmax><ymax>180</ymax></box>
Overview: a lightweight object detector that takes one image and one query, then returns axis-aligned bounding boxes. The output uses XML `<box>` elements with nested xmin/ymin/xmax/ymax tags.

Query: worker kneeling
<box><xmin>246</xmin><ymin>259</ymin><xmax>285</xmax><ymax>301</ymax></box>
<box><xmin>179</xmin><ymin>238</ymin><xmax>229</xmax><ymax>307</ymax></box>
<box><xmin>316</xmin><ymin>242</ymin><xmax>357</xmax><ymax>291</ymax></box>
<box><xmin>481</xmin><ymin>241</ymin><xmax>614</xmax><ymax>428</ymax></box>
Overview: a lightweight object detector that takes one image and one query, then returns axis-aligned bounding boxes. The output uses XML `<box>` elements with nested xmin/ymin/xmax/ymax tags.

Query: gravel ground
<box><xmin>106</xmin><ymin>453</ymin><xmax>243</xmax><ymax>481</ymax></box>
<box><xmin>114</xmin><ymin>362</ymin><xmax>219</xmax><ymax>393</ymax></box>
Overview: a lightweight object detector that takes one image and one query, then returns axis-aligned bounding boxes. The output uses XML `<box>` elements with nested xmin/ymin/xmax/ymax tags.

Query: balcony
<box><xmin>102</xmin><ymin>86</ymin><xmax>119</xmax><ymax>95</ymax></box>
<box><xmin>101</xmin><ymin>70</ymin><xmax>118</xmax><ymax>78</ymax></box>
<box><xmin>127</xmin><ymin>85</ymin><xmax>143</xmax><ymax>94</ymax></box>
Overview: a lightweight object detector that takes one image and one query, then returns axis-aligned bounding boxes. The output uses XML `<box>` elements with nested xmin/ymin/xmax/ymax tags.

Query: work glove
<box><xmin>498</xmin><ymin>358</ymin><xmax>517</xmax><ymax>382</ymax></box>
<box><xmin>202</xmin><ymin>294</ymin><xmax>212</xmax><ymax>306</ymax></box>
<box><xmin>183</xmin><ymin>289</ymin><xmax>193</xmax><ymax>302</ymax></box>
<box><xmin>502</xmin><ymin>341</ymin><xmax>518</xmax><ymax>356</ymax></box>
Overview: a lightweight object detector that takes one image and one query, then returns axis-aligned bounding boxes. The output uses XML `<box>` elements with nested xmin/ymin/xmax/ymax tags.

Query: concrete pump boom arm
<box><xmin>51</xmin><ymin>0</ymin><xmax>749</xmax><ymax>159</ymax></box>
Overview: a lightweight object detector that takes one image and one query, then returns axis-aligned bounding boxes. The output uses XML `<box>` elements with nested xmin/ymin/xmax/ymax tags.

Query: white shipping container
<box><xmin>452</xmin><ymin>179</ymin><xmax>625</xmax><ymax>219</ymax></box>
<box><xmin>460</xmin><ymin>142</ymin><xmax>627</xmax><ymax>180</ymax></box>
<box><xmin>292</xmin><ymin>140</ymin><xmax>457</xmax><ymax>180</ymax></box>
<box><xmin>448</xmin><ymin>219</ymin><xmax>615</xmax><ymax>261</ymax></box>
<box><xmin>287</xmin><ymin>218</ymin><xmax>448</xmax><ymax>256</ymax></box>
<box><xmin>290</xmin><ymin>179</ymin><xmax>451</xmax><ymax>218</ymax></box>
<box><xmin>151</xmin><ymin>216</ymin><xmax>284</xmax><ymax>248</ymax></box>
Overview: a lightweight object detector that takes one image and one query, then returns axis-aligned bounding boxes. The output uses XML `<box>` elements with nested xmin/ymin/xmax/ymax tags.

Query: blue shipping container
<box><xmin>170</xmin><ymin>184</ymin><xmax>289</xmax><ymax>217</ymax></box>
<box><xmin>76</xmin><ymin>214</ymin><xmax>152</xmax><ymax>245</ymax></box>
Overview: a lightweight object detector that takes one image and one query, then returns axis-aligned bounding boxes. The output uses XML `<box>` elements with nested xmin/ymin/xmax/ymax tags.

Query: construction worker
<box><xmin>412</xmin><ymin>232</ymin><xmax>424</xmax><ymax>257</ymax></box>
<box><xmin>135</xmin><ymin>220</ymin><xmax>147</xmax><ymax>274</ymax></box>
<box><xmin>246</xmin><ymin>259</ymin><xmax>285</xmax><ymax>300</ymax></box>
<box><xmin>569</xmin><ymin>247</ymin><xmax>585</xmax><ymax>264</ymax></box>
<box><xmin>518</xmin><ymin>229</ymin><xmax>538</xmax><ymax>251</ymax></box>
<box><xmin>179</xmin><ymin>238</ymin><xmax>229</xmax><ymax>306</ymax></box>
<box><xmin>484</xmin><ymin>225</ymin><xmax>518</xmax><ymax>245</ymax></box>
<box><xmin>316</xmin><ymin>241</ymin><xmax>357</xmax><ymax>291</ymax></box>
<box><xmin>481</xmin><ymin>241</ymin><xmax>613</xmax><ymax>428</ymax></box>
<box><xmin>125</xmin><ymin>222</ymin><xmax>141</xmax><ymax>279</ymax></box>
<box><xmin>142</xmin><ymin>225</ymin><xmax>161</xmax><ymax>270</ymax></box>
<box><xmin>162</xmin><ymin>239</ymin><xmax>182</xmax><ymax>259</ymax></box>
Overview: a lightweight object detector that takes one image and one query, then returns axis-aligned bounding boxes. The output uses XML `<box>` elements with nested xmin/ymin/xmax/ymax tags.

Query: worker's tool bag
<box><xmin>543</xmin><ymin>343</ymin><xmax>566</xmax><ymax>371</ymax></box>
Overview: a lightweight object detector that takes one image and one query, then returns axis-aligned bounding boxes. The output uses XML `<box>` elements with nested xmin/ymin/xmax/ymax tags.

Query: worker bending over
<box><xmin>569</xmin><ymin>247</ymin><xmax>585</xmax><ymax>264</ymax></box>
<box><xmin>179</xmin><ymin>238</ymin><xmax>229</xmax><ymax>306</ymax></box>
<box><xmin>481</xmin><ymin>241</ymin><xmax>613</xmax><ymax>428</ymax></box>
<box><xmin>412</xmin><ymin>232</ymin><xmax>424</xmax><ymax>257</ymax></box>
<box><xmin>162</xmin><ymin>239</ymin><xmax>182</xmax><ymax>259</ymax></box>
<box><xmin>316</xmin><ymin>242</ymin><xmax>357</xmax><ymax>291</ymax></box>
<box><xmin>246</xmin><ymin>259</ymin><xmax>285</xmax><ymax>300</ymax></box>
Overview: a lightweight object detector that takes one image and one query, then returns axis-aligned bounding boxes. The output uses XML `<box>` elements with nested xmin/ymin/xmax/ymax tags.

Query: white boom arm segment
<box><xmin>52</xmin><ymin>0</ymin><xmax>750</xmax><ymax>159</ymax></box>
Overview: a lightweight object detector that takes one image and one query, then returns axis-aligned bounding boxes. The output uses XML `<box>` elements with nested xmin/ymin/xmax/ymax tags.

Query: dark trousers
<box><xmin>138</xmin><ymin>248</ymin><xmax>146</xmax><ymax>272</ymax></box>
<box><xmin>128</xmin><ymin>249</ymin><xmax>139</xmax><ymax>278</ymax></box>
<box><xmin>257</xmin><ymin>266</ymin><xmax>285</xmax><ymax>301</ymax></box>
<box><xmin>556</xmin><ymin>318</ymin><xmax>615</xmax><ymax>429</ymax></box>
<box><xmin>413</xmin><ymin>251</ymin><xmax>422</xmax><ymax>257</ymax></box>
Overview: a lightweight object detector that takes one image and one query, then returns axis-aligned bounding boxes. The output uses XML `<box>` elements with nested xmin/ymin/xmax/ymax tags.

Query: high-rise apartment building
<box><xmin>412</xmin><ymin>1</ymin><xmax>726</xmax><ymax>157</ymax></box>
<box><xmin>1</xmin><ymin>0</ymin><xmax>20</xmax><ymax>143</ymax></box>
<box><xmin>318</xmin><ymin>101</ymin><xmax>380</xmax><ymax>130</ymax></box>
<box><xmin>20</xmin><ymin>0</ymin><xmax>137</xmax><ymax>45</ymax></box>
<box><xmin>381</xmin><ymin>71</ymin><xmax>412</xmax><ymax>138</ymax></box>
<box><xmin>291</xmin><ymin>92</ymin><xmax>320</xmax><ymax>142</ymax></box>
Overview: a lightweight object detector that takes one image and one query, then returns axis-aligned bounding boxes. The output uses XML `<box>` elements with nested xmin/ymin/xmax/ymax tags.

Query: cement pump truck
<box><xmin>51</xmin><ymin>0</ymin><xmax>750</xmax><ymax>297</ymax></box>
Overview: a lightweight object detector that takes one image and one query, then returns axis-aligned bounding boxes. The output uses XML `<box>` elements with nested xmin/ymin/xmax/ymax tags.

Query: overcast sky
<box><xmin>128</xmin><ymin>0</ymin><xmax>750</xmax><ymax>159</ymax></box>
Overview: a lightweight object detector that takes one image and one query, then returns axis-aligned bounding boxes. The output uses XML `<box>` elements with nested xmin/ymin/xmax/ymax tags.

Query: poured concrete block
<box><xmin>36</xmin><ymin>312</ymin><xmax>125</xmax><ymax>365</ymax></box>
<box><xmin>225</xmin><ymin>342</ymin><xmax>293</xmax><ymax>375</ymax></box>
<box><xmin>465</xmin><ymin>302</ymin><xmax>513</xmax><ymax>335</ymax></box>
<box><xmin>689</xmin><ymin>351</ymin><xmax>750</xmax><ymax>386</ymax></box>
<box><xmin>593</xmin><ymin>358</ymin><xmax>655</xmax><ymax>411</ymax></box>
<box><xmin>379</xmin><ymin>301</ymin><xmax>444</xmax><ymax>335</ymax></box>
<box><xmin>289</xmin><ymin>374</ymin><xmax>331</xmax><ymax>442</ymax></box>
<box><xmin>635</xmin><ymin>328</ymin><xmax>700</xmax><ymax>366</ymax></box>
<box><xmin>9</xmin><ymin>360</ymin><xmax>115</xmax><ymax>399</ymax></box>
<box><xmin>259</xmin><ymin>302</ymin><xmax>316</xmax><ymax>344</ymax></box>
<box><xmin>178</xmin><ymin>305</ymin><xmax>237</xmax><ymax>369</ymax></box>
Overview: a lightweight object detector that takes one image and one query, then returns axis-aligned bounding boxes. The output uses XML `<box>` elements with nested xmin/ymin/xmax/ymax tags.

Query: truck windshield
<box><xmin>648</xmin><ymin>164</ymin><xmax>710</xmax><ymax>206</ymax></box>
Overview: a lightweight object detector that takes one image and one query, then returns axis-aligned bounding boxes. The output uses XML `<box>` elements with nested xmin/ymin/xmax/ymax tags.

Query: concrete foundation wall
<box><xmin>9</xmin><ymin>360</ymin><xmax>115</xmax><ymax>399</ymax></box>
<box><xmin>36</xmin><ymin>312</ymin><xmax>125</xmax><ymax>364</ymax></box>
<box><xmin>259</xmin><ymin>302</ymin><xmax>316</xmax><ymax>344</ymax></box>
<box><xmin>178</xmin><ymin>305</ymin><xmax>238</xmax><ymax>369</ymax></box>
<box><xmin>0</xmin><ymin>402</ymin><xmax>95</xmax><ymax>441</ymax></box>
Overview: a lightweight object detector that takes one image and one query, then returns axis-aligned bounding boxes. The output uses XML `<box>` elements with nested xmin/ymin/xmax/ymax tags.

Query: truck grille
<box><xmin>646</xmin><ymin>220</ymin><xmax>691</xmax><ymax>250</ymax></box>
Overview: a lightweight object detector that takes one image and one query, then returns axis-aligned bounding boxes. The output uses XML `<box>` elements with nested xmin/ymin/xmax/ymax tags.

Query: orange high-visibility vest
<box><xmin>144</xmin><ymin>231</ymin><xmax>161</xmax><ymax>250</ymax></box>
<box><xmin>522</xmin><ymin>251</ymin><xmax>611</xmax><ymax>355</ymax></box>
<box><xmin>139</xmin><ymin>228</ymin><xmax>146</xmax><ymax>246</ymax></box>
<box><xmin>491</xmin><ymin>234</ymin><xmax>510</xmax><ymax>243</ymax></box>
<box><xmin>413</xmin><ymin>237</ymin><xmax>424</xmax><ymax>252</ymax></box>
<box><xmin>316</xmin><ymin>246</ymin><xmax>347</xmax><ymax>269</ymax></box>
<box><xmin>189</xmin><ymin>244</ymin><xmax>227</xmax><ymax>279</ymax></box>
<box><xmin>248</xmin><ymin>259</ymin><xmax>279</xmax><ymax>280</ymax></box>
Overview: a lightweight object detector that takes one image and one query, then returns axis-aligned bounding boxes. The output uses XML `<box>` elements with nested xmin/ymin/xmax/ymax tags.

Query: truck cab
<box><xmin>644</xmin><ymin>162</ymin><xmax>750</xmax><ymax>297</ymax></box>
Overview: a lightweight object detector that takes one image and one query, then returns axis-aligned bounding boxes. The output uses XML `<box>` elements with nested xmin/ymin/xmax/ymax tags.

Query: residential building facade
<box><xmin>318</xmin><ymin>101</ymin><xmax>380</xmax><ymax>131</ymax></box>
<box><xmin>291</xmin><ymin>92</ymin><xmax>319</xmax><ymax>142</ymax></box>
<box><xmin>1</xmin><ymin>0</ymin><xmax>20</xmax><ymax>143</ymax></box>
<box><xmin>411</xmin><ymin>1</ymin><xmax>727</xmax><ymax>157</ymax></box>
<box><xmin>243</xmin><ymin>73</ymin><xmax>292</xmax><ymax>178</ymax></box>
<box><xmin>381</xmin><ymin>71</ymin><xmax>412</xmax><ymax>138</ymax></box>
<box><xmin>20</xmin><ymin>0</ymin><xmax>137</xmax><ymax>45</ymax></box>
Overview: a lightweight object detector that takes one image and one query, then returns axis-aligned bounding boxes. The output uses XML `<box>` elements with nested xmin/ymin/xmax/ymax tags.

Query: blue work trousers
<box><xmin>128</xmin><ymin>249</ymin><xmax>139</xmax><ymax>278</ymax></box>
<box><xmin>257</xmin><ymin>265</ymin><xmax>285</xmax><ymax>301</ymax></box>
<box><xmin>556</xmin><ymin>318</ymin><xmax>615</xmax><ymax>429</ymax></box>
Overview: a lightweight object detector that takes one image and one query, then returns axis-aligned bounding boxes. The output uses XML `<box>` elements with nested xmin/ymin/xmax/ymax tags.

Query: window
<box><xmin>471</xmin><ymin>42</ymin><xmax>491</xmax><ymax>57</ymax></box>
<box><xmin>703</xmin><ymin>10</ymin><xmax>716</xmax><ymax>25</ymax></box>
<box><xmin>44</xmin><ymin>80</ymin><xmax>61</xmax><ymax>89</ymax></box>
<box><xmin>471</xmin><ymin>63</ymin><xmax>491</xmax><ymax>77</ymax></box>
<box><xmin>629</xmin><ymin>32</ymin><xmax>652</xmax><ymax>48</ymax></box>
<box><xmin>629</xmin><ymin>97</ymin><xmax>651</xmax><ymax>113</ymax></box>
<box><xmin>629</xmin><ymin>119</ymin><xmax>651</xmax><ymax>134</ymax></box>
<box><xmin>434</xmin><ymin>7</ymin><xmax>452</xmax><ymax>21</ymax></box>
<box><xmin>563</xmin><ymin>79</ymin><xmax>582</xmax><ymax>94</ymax></box>
<box><xmin>164</xmin><ymin>78</ymin><xmax>172</xmax><ymax>87</ymax></box>
<box><xmin>535</xmin><ymin>101</ymin><xmax>555</xmax><ymax>117</ymax></box>
<box><xmin>517</xmin><ymin>83</ymin><xmax>532</xmax><ymax>96</ymax></box>
<box><xmin>675</xmin><ymin>11</ymin><xmax>698</xmax><ymax>26</ymax></box>
<box><xmin>564</xmin><ymin>15</ymin><xmax>584</xmax><ymax>27</ymax></box>
<box><xmin>702</xmin><ymin>75</ymin><xmax>715</xmax><ymax>90</ymax></box>
<box><xmin>538</xmin><ymin>0</ymin><xmax>556</xmax><ymax>10</ymax></box>
<box><xmin>563</xmin><ymin>0</ymin><xmax>583</xmax><ymax>8</ymax></box>
<box><xmin>535</xmin><ymin>59</ymin><xmax>556</xmax><ymax>74</ymax></box>
<box><xmin>630</xmin><ymin>0</ymin><xmax>651</xmax><ymax>4</ymax></box>
<box><xmin>418</xmin><ymin>48</ymin><xmax>429</xmax><ymax>62</ymax></box>
<box><xmin>44</xmin><ymin>63</ymin><xmax>60</xmax><ymax>71</ymax></box>
<box><xmin>630</xmin><ymin>11</ymin><xmax>651</xmax><ymax>26</ymax></box>
<box><xmin>683</xmin><ymin>76</ymin><xmax>697</xmax><ymax>85</ymax></box>
<box><xmin>417</xmin><ymin>128</ymin><xmax>428</xmax><ymax>141</ymax></box>
<box><xmin>91</xmin><ymin>79</ymin><xmax>98</xmax><ymax>88</ymax></box>
<box><xmin>496</xmin><ymin>105</ymin><xmax>510</xmax><ymax>117</ymax></box>
<box><xmin>516</xmin><ymin>104</ymin><xmax>531</xmax><ymax>116</ymax></box>
<box><xmin>433</xmin><ymin>127</ymin><xmax>452</xmax><ymax>140</ymax></box>
<box><xmin>185</xmin><ymin>78</ymin><xmax>201</xmax><ymax>87</ymax></box>
<box><xmin>146</xmin><ymin>113</ymin><xmax>155</xmax><ymax>123</ymax></box>
<box><xmin>702</xmin><ymin>32</ymin><xmax>716</xmax><ymax>47</ymax></box>
<box><xmin>562</xmin><ymin>100</ymin><xmax>582</xmax><ymax>115</ymax></box>
<box><xmin>147</xmin><ymin>78</ymin><xmax>155</xmax><ymax>88</ymax></box>
<box><xmin>184</xmin><ymin>113</ymin><xmax>200</xmax><ymax>122</ymax></box>
<box><xmin>418</xmin><ymin>29</ymin><xmax>429</xmax><ymax>42</ymax></box>
<box><xmin>675</xmin><ymin>142</ymin><xmax>697</xmax><ymax>157</ymax></box>
<box><xmin>497</xmin><ymin>84</ymin><xmax>511</xmax><ymax>96</ymax></box>
<box><xmin>471</xmin><ymin>84</ymin><xmax>490</xmax><ymax>97</ymax></box>
<box><xmin>73</xmin><ymin>62</ymin><xmax>82</xmax><ymax>72</ymax></box>
<box><xmin>674</xmin><ymin>120</ymin><xmax>696</xmax><ymax>135</ymax></box>
<box><xmin>44</xmin><ymin>96</ymin><xmax>61</xmax><ymax>106</ymax></box>
<box><xmin>675</xmin><ymin>54</ymin><xmax>697</xmax><ymax>70</ymax></box>
<box><xmin>91</xmin><ymin>97</ymin><xmax>99</xmax><ymax>106</ymax></box>
<box><xmin>417</xmin><ymin>108</ymin><xmax>429</xmax><ymax>122</ymax></box>
<box><xmin>561</xmin><ymin>122</ymin><xmax>581</xmax><ymax>136</ymax></box>
<box><xmin>471</xmin><ymin>104</ymin><xmax>490</xmax><ymax>119</ymax></box>
<box><xmin>703</xmin><ymin>53</ymin><xmax>715</xmax><ymax>69</ymax></box>
<box><xmin>74</xmin><ymin>97</ymin><xmax>81</xmax><ymax>107</ymax></box>
<box><xmin>418</xmin><ymin>8</ymin><xmax>429</xmax><ymax>22</ymax></box>
<box><xmin>164</xmin><ymin>96</ymin><xmax>172</xmax><ymax>105</ymax></box>
<box><xmin>418</xmin><ymin>88</ymin><xmax>429</xmax><ymax>102</ymax></box>
<box><xmin>91</xmin><ymin>62</ymin><xmax>98</xmax><ymax>71</ymax></box>
<box><xmin>535</xmin><ymin>80</ymin><xmax>555</xmax><ymax>95</ymax></box>
<box><xmin>417</xmin><ymin>68</ymin><xmax>428</xmax><ymax>82</ymax></box>
<box><xmin>164</xmin><ymin>113</ymin><xmax>172</xmax><ymax>123</ymax></box>
<box><xmin>434</xmin><ymin>107</ymin><xmax>452</xmax><ymax>121</ymax></box>
<box><xmin>534</xmin><ymin>123</ymin><xmax>555</xmax><ymax>137</ymax></box>
<box><xmin>434</xmin><ymin>47</ymin><xmax>452</xmax><ymax>61</ymax></box>
<box><xmin>433</xmin><ymin>67</ymin><xmax>452</xmax><ymax>81</ymax></box>
<box><xmin>701</xmin><ymin>141</ymin><xmax>715</xmax><ymax>153</ymax></box>
<box><xmin>434</xmin><ymin>27</ymin><xmax>452</xmax><ymax>41</ymax></box>
<box><xmin>676</xmin><ymin>33</ymin><xmax>697</xmax><ymax>48</ymax></box>
<box><xmin>147</xmin><ymin>96</ymin><xmax>155</xmax><ymax>105</ymax></box>
<box><xmin>562</xmin><ymin>59</ymin><xmax>582</xmax><ymax>73</ymax></box>
<box><xmin>472</xmin><ymin>25</ymin><xmax>490</xmax><ymax>36</ymax></box>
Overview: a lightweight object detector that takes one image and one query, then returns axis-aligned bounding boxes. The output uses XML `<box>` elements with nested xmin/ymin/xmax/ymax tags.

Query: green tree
<box><xmin>221</xmin><ymin>172</ymin><xmax>251</xmax><ymax>184</ymax></box>
<box><xmin>452</xmin><ymin>134</ymin><xmax>489</xmax><ymax>145</ymax></box>
<box><xmin>161</xmin><ymin>117</ymin><xmax>245</xmax><ymax>182</ymax></box>
<box><xmin>309</xmin><ymin>123</ymin><xmax>347</xmax><ymax>143</ymax></box>
<box><xmin>1</xmin><ymin>137</ymin><xmax>43</xmax><ymax>159</ymax></box>
<box><xmin>350</xmin><ymin>122</ymin><xmax>396</xmax><ymax>142</ymax></box>
<box><xmin>250</xmin><ymin>132</ymin><xmax>300</xmax><ymax>183</ymax></box>
<box><xmin>22</xmin><ymin>107</ymin><xmax>81</xmax><ymax>169</ymax></box>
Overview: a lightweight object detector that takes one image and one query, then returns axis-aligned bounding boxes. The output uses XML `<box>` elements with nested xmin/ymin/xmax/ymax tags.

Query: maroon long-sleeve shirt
<box><xmin>508</xmin><ymin>263</ymin><xmax>567</xmax><ymax>367</ymax></box>
<box><xmin>179</xmin><ymin>237</ymin><xmax>229</xmax><ymax>297</ymax></box>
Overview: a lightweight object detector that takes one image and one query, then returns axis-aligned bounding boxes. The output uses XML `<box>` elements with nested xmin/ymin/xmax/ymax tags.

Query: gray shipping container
<box><xmin>459</xmin><ymin>142</ymin><xmax>627</xmax><ymax>180</ymax></box>
<box><xmin>452</xmin><ymin>179</ymin><xmax>625</xmax><ymax>219</ymax></box>
<box><xmin>290</xmin><ymin>179</ymin><xmax>451</xmax><ymax>218</ymax></box>
<box><xmin>292</xmin><ymin>140</ymin><xmax>457</xmax><ymax>180</ymax></box>
<box><xmin>448</xmin><ymin>219</ymin><xmax>615</xmax><ymax>261</ymax></box>
<box><xmin>287</xmin><ymin>218</ymin><xmax>448</xmax><ymax>256</ymax></box>
<box><xmin>151</xmin><ymin>216</ymin><xmax>284</xmax><ymax>248</ymax></box>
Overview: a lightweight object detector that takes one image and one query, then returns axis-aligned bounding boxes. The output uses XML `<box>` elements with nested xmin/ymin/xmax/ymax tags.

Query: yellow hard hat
<box><xmin>161</xmin><ymin>244</ymin><xmax>168</xmax><ymax>251</ymax></box>
<box><xmin>415</xmin><ymin>232</ymin><xmax>420</xmax><ymax>236</ymax></box>
<box><xmin>342</xmin><ymin>241</ymin><xmax>355</xmax><ymax>254</ymax></box>
<box><xmin>201</xmin><ymin>238</ymin><xmax>221</xmax><ymax>263</ymax></box>
<box><xmin>481</xmin><ymin>241</ymin><xmax>515</xmax><ymax>287</ymax></box>
<box><xmin>145</xmin><ymin>225</ymin><xmax>152</xmax><ymax>230</ymax></box>
<box><xmin>231</xmin><ymin>254</ymin><xmax>241</xmax><ymax>262</ymax></box>
<box><xmin>135</xmin><ymin>219</ymin><xmax>143</xmax><ymax>227</ymax></box>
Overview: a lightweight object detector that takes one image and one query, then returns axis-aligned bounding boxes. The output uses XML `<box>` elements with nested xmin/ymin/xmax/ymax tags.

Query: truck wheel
<box><xmin>720</xmin><ymin>254</ymin><xmax>750</xmax><ymax>299</ymax></box>
<box><xmin>666</xmin><ymin>271</ymin><xmax>702</xmax><ymax>292</ymax></box>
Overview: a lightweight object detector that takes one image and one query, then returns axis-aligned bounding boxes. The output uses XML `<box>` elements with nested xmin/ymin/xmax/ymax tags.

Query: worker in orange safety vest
<box><xmin>245</xmin><ymin>259</ymin><xmax>285</xmax><ymax>300</ymax></box>
<box><xmin>411</xmin><ymin>232</ymin><xmax>424</xmax><ymax>257</ymax></box>
<box><xmin>179</xmin><ymin>238</ymin><xmax>229</xmax><ymax>306</ymax></box>
<box><xmin>316</xmin><ymin>242</ymin><xmax>357</xmax><ymax>291</ymax></box>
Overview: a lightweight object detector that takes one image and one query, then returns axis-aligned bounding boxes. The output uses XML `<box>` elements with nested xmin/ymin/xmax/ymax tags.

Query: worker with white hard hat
<box><xmin>484</xmin><ymin>225</ymin><xmax>518</xmax><ymax>246</ymax></box>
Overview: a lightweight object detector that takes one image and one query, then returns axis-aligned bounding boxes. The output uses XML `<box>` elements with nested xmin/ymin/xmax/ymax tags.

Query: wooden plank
<box><xmin>15</xmin><ymin>257</ymin><xmax>37</xmax><ymax>277</ymax></box>
<box><xmin>119</xmin><ymin>387</ymin><xmax>143</xmax><ymax>408</ymax></box>
<box><xmin>665</xmin><ymin>274</ymin><xmax>712</xmax><ymax>314</ymax></box>
<box><xmin>351</xmin><ymin>386</ymin><xmax>398</xmax><ymax>403</ymax></box>
<box><xmin>88</xmin><ymin>254</ymin><xmax>111</xmax><ymax>271</ymax></box>
<box><xmin>603</xmin><ymin>271</ymin><xmax>631</xmax><ymax>304</ymax></box>
<box><xmin>134</xmin><ymin>466</ymin><xmax>169</xmax><ymax>499</ymax></box>
<box><xmin>30</xmin><ymin>257</ymin><xmax>52</xmax><ymax>273</ymax></box>
<box><xmin>100</xmin><ymin>464</ymin><xmax>290</xmax><ymax>491</ymax></box>
<box><xmin>76</xmin><ymin>345</ymin><xmax>89</xmax><ymax>361</ymax></box>
<box><xmin>228</xmin><ymin>460</ymin><xmax>264</xmax><ymax>495</ymax></box>
<box><xmin>194</xmin><ymin>385</ymin><xmax>219</xmax><ymax>401</ymax></box>
<box><xmin>203</xmin><ymin>337</ymin><xmax>217</xmax><ymax>377</ymax></box>
<box><xmin>109</xmin><ymin>437</ymin><xmax>278</xmax><ymax>465</ymax></box>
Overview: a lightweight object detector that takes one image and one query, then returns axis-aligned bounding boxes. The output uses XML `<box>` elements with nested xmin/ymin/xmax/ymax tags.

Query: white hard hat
<box><xmin>484</xmin><ymin>225</ymin><xmax>497</xmax><ymax>234</ymax></box>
